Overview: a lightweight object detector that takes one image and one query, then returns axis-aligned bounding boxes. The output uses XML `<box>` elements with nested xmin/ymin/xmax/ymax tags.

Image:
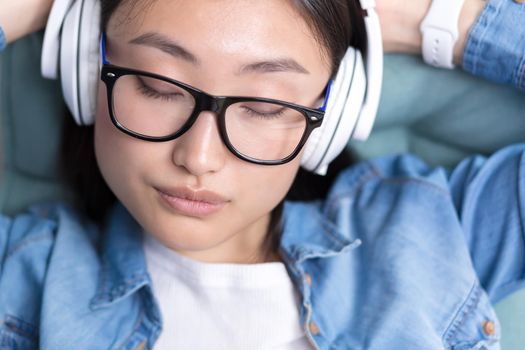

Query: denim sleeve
<box><xmin>462</xmin><ymin>0</ymin><xmax>525</xmax><ymax>90</ymax></box>
<box><xmin>448</xmin><ymin>145</ymin><xmax>525</xmax><ymax>303</ymax></box>
<box><xmin>0</xmin><ymin>25</ymin><xmax>6</xmax><ymax>51</ymax></box>
<box><xmin>0</xmin><ymin>217</ymin><xmax>10</xmax><ymax>277</ymax></box>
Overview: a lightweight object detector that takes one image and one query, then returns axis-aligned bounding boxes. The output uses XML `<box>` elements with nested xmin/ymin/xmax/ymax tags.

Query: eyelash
<box><xmin>240</xmin><ymin>106</ymin><xmax>286</xmax><ymax>119</ymax></box>
<box><xmin>137</xmin><ymin>80</ymin><xmax>182</xmax><ymax>102</ymax></box>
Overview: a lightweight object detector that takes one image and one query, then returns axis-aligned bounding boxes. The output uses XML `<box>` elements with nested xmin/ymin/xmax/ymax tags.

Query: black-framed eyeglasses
<box><xmin>99</xmin><ymin>34</ymin><xmax>330</xmax><ymax>165</ymax></box>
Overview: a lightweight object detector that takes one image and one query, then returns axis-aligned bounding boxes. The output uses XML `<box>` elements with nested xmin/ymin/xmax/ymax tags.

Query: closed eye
<box><xmin>136</xmin><ymin>76</ymin><xmax>185</xmax><ymax>102</ymax></box>
<box><xmin>239</xmin><ymin>105</ymin><xmax>287</xmax><ymax>119</ymax></box>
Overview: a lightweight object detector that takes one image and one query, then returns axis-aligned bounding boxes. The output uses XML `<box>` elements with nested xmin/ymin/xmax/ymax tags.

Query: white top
<box><xmin>143</xmin><ymin>235</ymin><xmax>312</xmax><ymax>350</ymax></box>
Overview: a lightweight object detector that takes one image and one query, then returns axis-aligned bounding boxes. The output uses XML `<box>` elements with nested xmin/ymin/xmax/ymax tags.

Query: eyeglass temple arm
<box><xmin>319</xmin><ymin>80</ymin><xmax>332</xmax><ymax>112</ymax></box>
<box><xmin>100</xmin><ymin>32</ymin><xmax>111</xmax><ymax>65</ymax></box>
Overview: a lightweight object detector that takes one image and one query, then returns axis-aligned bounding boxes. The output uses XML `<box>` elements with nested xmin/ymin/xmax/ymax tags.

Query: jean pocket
<box><xmin>443</xmin><ymin>284</ymin><xmax>501</xmax><ymax>350</ymax></box>
<box><xmin>0</xmin><ymin>314</ymin><xmax>39</xmax><ymax>350</ymax></box>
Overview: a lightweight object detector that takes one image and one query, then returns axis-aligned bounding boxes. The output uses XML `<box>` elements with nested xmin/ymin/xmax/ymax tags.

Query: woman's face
<box><xmin>95</xmin><ymin>0</ymin><xmax>331</xmax><ymax>263</ymax></box>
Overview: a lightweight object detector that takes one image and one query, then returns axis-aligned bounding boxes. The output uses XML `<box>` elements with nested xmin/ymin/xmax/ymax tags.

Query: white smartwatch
<box><xmin>420</xmin><ymin>0</ymin><xmax>466</xmax><ymax>69</ymax></box>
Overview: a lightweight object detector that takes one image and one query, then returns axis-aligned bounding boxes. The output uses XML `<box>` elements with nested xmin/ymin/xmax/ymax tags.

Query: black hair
<box><xmin>61</xmin><ymin>0</ymin><xmax>366</xmax><ymax>259</ymax></box>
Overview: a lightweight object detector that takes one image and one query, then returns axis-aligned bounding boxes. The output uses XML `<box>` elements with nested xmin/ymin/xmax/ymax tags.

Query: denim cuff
<box><xmin>0</xmin><ymin>25</ymin><xmax>6</xmax><ymax>51</ymax></box>
<box><xmin>462</xmin><ymin>0</ymin><xmax>525</xmax><ymax>90</ymax></box>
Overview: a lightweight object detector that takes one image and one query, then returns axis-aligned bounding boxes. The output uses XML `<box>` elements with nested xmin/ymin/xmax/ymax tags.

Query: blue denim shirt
<box><xmin>1</xmin><ymin>145</ymin><xmax>524</xmax><ymax>349</ymax></box>
<box><xmin>462</xmin><ymin>0</ymin><xmax>525</xmax><ymax>90</ymax></box>
<box><xmin>0</xmin><ymin>26</ymin><xmax>6</xmax><ymax>52</ymax></box>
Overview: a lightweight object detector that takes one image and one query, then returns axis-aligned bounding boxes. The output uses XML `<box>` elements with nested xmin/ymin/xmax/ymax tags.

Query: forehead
<box><xmin>107</xmin><ymin>0</ymin><xmax>329</xmax><ymax>72</ymax></box>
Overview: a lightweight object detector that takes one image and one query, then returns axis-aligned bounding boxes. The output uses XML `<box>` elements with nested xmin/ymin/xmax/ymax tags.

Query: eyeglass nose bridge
<box><xmin>173</xmin><ymin>92</ymin><xmax>231</xmax><ymax>144</ymax></box>
<box><xmin>196</xmin><ymin>93</ymin><xmax>229</xmax><ymax>116</ymax></box>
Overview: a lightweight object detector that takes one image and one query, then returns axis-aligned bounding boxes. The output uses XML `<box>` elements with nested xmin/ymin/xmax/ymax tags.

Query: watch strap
<box><xmin>420</xmin><ymin>0</ymin><xmax>466</xmax><ymax>68</ymax></box>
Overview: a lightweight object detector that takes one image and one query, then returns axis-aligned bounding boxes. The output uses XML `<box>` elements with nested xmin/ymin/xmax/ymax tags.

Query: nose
<box><xmin>171</xmin><ymin>111</ymin><xmax>227</xmax><ymax>176</ymax></box>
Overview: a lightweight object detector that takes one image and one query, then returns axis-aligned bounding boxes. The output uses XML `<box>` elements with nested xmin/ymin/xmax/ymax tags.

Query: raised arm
<box><xmin>377</xmin><ymin>0</ymin><xmax>525</xmax><ymax>89</ymax></box>
<box><xmin>0</xmin><ymin>0</ymin><xmax>53</xmax><ymax>47</ymax></box>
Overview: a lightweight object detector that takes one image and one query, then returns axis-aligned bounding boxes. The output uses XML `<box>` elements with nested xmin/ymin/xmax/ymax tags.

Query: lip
<box><xmin>155</xmin><ymin>186</ymin><xmax>229</xmax><ymax>217</ymax></box>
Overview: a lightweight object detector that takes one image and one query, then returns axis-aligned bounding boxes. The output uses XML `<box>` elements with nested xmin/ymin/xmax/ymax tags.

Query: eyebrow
<box><xmin>239</xmin><ymin>59</ymin><xmax>310</xmax><ymax>75</ymax></box>
<box><xmin>129</xmin><ymin>32</ymin><xmax>310</xmax><ymax>75</ymax></box>
<box><xmin>129</xmin><ymin>32</ymin><xmax>199</xmax><ymax>64</ymax></box>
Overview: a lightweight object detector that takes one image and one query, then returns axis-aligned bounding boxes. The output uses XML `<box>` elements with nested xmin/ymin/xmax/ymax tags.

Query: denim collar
<box><xmin>278</xmin><ymin>161</ymin><xmax>376</xmax><ymax>264</ymax></box>
<box><xmin>90</xmin><ymin>204</ymin><xmax>151</xmax><ymax>309</ymax></box>
<box><xmin>90</xmin><ymin>199</ymin><xmax>361</xmax><ymax>308</ymax></box>
<box><xmin>280</xmin><ymin>200</ymin><xmax>362</xmax><ymax>264</ymax></box>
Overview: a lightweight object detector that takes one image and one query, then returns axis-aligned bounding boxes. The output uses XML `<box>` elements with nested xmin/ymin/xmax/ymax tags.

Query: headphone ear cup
<box><xmin>301</xmin><ymin>48</ymin><xmax>366</xmax><ymax>175</ymax></box>
<box><xmin>41</xmin><ymin>0</ymin><xmax>75</xmax><ymax>79</ymax></box>
<box><xmin>78</xmin><ymin>0</ymin><xmax>101</xmax><ymax>125</ymax></box>
<box><xmin>351</xmin><ymin>4</ymin><xmax>383</xmax><ymax>141</ymax></box>
<box><xmin>60</xmin><ymin>0</ymin><xmax>101</xmax><ymax>126</ymax></box>
<box><xmin>300</xmin><ymin>53</ymin><xmax>349</xmax><ymax>171</ymax></box>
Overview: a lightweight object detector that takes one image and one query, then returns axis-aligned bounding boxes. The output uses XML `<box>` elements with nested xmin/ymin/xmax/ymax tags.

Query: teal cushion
<box><xmin>0</xmin><ymin>32</ymin><xmax>70</xmax><ymax>214</ymax></box>
<box><xmin>1</xmin><ymin>34</ymin><xmax>524</xmax><ymax>348</ymax></box>
<box><xmin>352</xmin><ymin>55</ymin><xmax>525</xmax><ymax>167</ymax></box>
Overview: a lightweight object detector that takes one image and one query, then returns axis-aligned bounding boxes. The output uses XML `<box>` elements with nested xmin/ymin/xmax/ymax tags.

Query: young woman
<box><xmin>0</xmin><ymin>0</ymin><xmax>524</xmax><ymax>349</ymax></box>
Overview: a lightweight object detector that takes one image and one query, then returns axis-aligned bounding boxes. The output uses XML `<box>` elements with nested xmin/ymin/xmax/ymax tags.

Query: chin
<box><xmin>145</xmin><ymin>214</ymin><xmax>230</xmax><ymax>251</ymax></box>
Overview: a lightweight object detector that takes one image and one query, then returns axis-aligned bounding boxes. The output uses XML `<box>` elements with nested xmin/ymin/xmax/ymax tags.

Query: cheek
<box><xmin>94</xmin><ymin>85</ymin><xmax>123</xmax><ymax>195</ymax></box>
<box><xmin>238</xmin><ymin>159</ymin><xmax>301</xmax><ymax>216</ymax></box>
<box><xmin>94</xmin><ymin>84</ymin><xmax>121</xmax><ymax>179</ymax></box>
<box><xmin>94</xmin><ymin>85</ymin><xmax>110</xmax><ymax>156</ymax></box>
<box><xmin>94</xmin><ymin>84</ymin><xmax>147</xmax><ymax>204</ymax></box>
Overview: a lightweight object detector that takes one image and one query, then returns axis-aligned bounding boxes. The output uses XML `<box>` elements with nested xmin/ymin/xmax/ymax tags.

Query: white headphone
<box><xmin>41</xmin><ymin>0</ymin><xmax>383</xmax><ymax>175</ymax></box>
<box><xmin>42</xmin><ymin>0</ymin><xmax>101</xmax><ymax>125</ymax></box>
